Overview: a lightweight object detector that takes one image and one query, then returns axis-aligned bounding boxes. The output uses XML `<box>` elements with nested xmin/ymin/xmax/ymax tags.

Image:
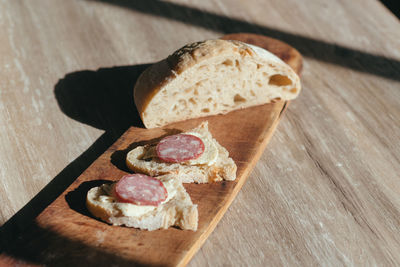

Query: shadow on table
<box><xmin>0</xmin><ymin>221</ymin><xmax>148</xmax><ymax>266</ymax></box>
<box><xmin>54</xmin><ymin>64</ymin><xmax>149</xmax><ymax>132</ymax></box>
<box><xmin>0</xmin><ymin>64</ymin><xmax>150</xmax><ymax>263</ymax></box>
<box><xmin>380</xmin><ymin>0</ymin><xmax>400</xmax><ymax>19</ymax></box>
<box><xmin>90</xmin><ymin>0</ymin><xmax>400</xmax><ymax>81</ymax></box>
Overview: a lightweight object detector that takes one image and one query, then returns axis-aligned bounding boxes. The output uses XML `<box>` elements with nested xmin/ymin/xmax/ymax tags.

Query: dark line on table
<box><xmin>380</xmin><ymin>0</ymin><xmax>400</xmax><ymax>20</ymax></box>
<box><xmin>90</xmin><ymin>0</ymin><xmax>400</xmax><ymax>81</ymax></box>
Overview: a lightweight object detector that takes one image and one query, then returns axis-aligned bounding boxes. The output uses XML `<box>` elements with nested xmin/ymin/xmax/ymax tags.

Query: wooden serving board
<box><xmin>1</xmin><ymin>34</ymin><xmax>302</xmax><ymax>266</ymax></box>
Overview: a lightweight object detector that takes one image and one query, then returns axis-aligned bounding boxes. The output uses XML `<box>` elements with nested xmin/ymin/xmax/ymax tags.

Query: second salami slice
<box><xmin>114</xmin><ymin>174</ymin><xmax>167</xmax><ymax>206</ymax></box>
<box><xmin>156</xmin><ymin>134</ymin><xmax>205</xmax><ymax>163</ymax></box>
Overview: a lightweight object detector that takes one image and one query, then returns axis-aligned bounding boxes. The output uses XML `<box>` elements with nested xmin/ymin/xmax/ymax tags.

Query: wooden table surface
<box><xmin>1</xmin><ymin>0</ymin><xmax>400</xmax><ymax>266</ymax></box>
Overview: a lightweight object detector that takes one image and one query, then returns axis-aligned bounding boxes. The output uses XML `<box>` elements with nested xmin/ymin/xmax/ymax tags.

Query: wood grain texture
<box><xmin>1</xmin><ymin>0</ymin><xmax>400</xmax><ymax>266</ymax></box>
<box><xmin>0</xmin><ymin>34</ymin><xmax>301</xmax><ymax>266</ymax></box>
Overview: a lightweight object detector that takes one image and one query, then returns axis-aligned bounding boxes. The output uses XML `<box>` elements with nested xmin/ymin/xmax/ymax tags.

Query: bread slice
<box><xmin>134</xmin><ymin>39</ymin><xmax>301</xmax><ymax>128</ymax></box>
<box><xmin>86</xmin><ymin>174</ymin><xmax>198</xmax><ymax>231</ymax></box>
<box><xmin>126</xmin><ymin>121</ymin><xmax>237</xmax><ymax>183</ymax></box>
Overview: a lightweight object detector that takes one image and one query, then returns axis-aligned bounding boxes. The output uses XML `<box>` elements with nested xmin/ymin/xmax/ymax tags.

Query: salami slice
<box><xmin>114</xmin><ymin>174</ymin><xmax>167</xmax><ymax>206</ymax></box>
<box><xmin>156</xmin><ymin>134</ymin><xmax>205</xmax><ymax>163</ymax></box>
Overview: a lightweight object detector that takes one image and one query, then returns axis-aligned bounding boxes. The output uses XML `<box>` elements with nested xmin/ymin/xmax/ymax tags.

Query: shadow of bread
<box><xmin>54</xmin><ymin>64</ymin><xmax>151</xmax><ymax>133</ymax></box>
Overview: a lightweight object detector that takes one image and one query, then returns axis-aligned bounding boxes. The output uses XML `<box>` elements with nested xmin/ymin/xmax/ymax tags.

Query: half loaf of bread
<box><xmin>134</xmin><ymin>39</ymin><xmax>301</xmax><ymax>128</ymax></box>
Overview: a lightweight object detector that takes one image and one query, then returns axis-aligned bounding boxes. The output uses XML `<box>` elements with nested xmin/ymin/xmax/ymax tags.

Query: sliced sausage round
<box><xmin>156</xmin><ymin>134</ymin><xmax>205</xmax><ymax>163</ymax></box>
<box><xmin>114</xmin><ymin>174</ymin><xmax>167</xmax><ymax>206</ymax></box>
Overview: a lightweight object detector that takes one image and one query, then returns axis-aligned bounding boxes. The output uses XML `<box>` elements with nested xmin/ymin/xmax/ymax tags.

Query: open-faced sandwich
<box><xmin>126</xmin><ymin>122</ymin><xmax>236</xmax><ymax>183</ymax></box>
<box><xmin>86</xmin><ymin>174</ymin><xmax>198</xmax><ymax>231</ymax></box>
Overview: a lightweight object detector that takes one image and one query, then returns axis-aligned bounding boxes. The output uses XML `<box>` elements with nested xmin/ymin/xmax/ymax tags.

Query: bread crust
<box><xmin>134</xmin><ymin>59</ymin><xmax>173</xmax><ymax>118</ymax></box>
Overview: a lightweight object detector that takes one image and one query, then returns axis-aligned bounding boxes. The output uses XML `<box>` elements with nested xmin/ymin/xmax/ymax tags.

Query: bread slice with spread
<box><xmin>134</xmin><ymin>39</ymin><xmax>301</xmax><ymax>128</ymax></box>
<box><xmin>126</xmin><ymin>122</ymin><xmax>237</xmax><ymax>183</ymax></box>
<box><xmin>86</xmin><ymin>174</ymin><xmax>198</xmax><ymax>231</ymax></box>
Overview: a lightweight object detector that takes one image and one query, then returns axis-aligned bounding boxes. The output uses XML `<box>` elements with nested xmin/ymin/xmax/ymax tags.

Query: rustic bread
<box><xmin>134</xmin><ymin>39</ymin><xmax>301</xmax><ymax>128</ymax></box>
<box><xmin>126</xmin><ymin>121</ymin><xmax>237</xmax><ymax>183</ymax></box>
<box><xmin>86</xmin><ymin>174</ymin><xmax>198</xmax><ymax>231</ymax></box>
